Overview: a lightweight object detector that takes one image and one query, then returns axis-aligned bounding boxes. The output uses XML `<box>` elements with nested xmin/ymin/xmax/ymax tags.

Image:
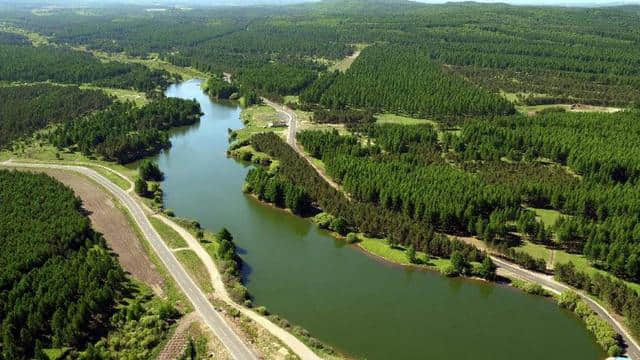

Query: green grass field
<box><xmin>81</xmin><ymin>48</ymin><xmax>209</xmax><ymax>80</ymax></box>
<box><xmin>515</xmin><ymin>240</ymin><xmax>640</xmax><ymax>293</ymax></box>
<box><xmin>228</xmin><ymin>144</ymin><xmax>276</xmax><ymax>166</ymax></box>
<box><xmin>174</xmin><ymin>249</ymin><xmax>214</xmax><ymax>294</ymax></box>
<box><xmin>357</xmin><ymin>235</ymin><xmax>451</xmax><ymax>272</ymax></box>
<box><xmin>234</xmin><ymin>105</ymin><xmax>284</xmax><ymax>143</ymax></box>
<box><xmin>81</xmin><ymin>85</ymin><xmax>149</xmax><ymax>106</ymax></box>
<box><xmin>515</xmin><ymin>207</ymin><xmax>640</xmax><ymax>293</ymax></box>
<box><xmin>171</xmin><ymin>218</ymin><xmax>222</xmax><ymax>271</ymax></box>
<box><xmin>328</xmin><ymin>43</ymin><xmax>368</xmax><ymax>72</ymax></box>
<box><xmin>527</xmin><ymin>207</ymin><xmax>564</xmax><ymax>227</ymax></box>
<box><xmin>516</xmin><ymin>103</ymin><xmax>622</xmax><ymax>115</ymax></box>
<box><xmin>1</xmin><ymin>130</ymin><xmax>140</xmax><ymax>185</ymax></box>
<box><xmin>150</xmin><ymin>217</ymin><xmax>188</xmax><ymax>249</ymax></box>
<box><xmin>283</xmin><ymin>95</ymin><xmax>300</xmax><ymax>104</ymax></box>
<box><xmin>0</xmin><ymin>24</ymin><xmax>50</xmax><ymax>46</ymax></box>
<box><xmin>42</xmin><ymin>348</ymin><xmax>70</xmax><ymax>360</ymax></box>
<box><xmin>375</xmin><ymin>113</ymin><xmax>434</xmax><ymax>126</ymax></box>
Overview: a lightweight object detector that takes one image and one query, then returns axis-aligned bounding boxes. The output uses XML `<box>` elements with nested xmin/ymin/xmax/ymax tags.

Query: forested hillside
<box><xmin>0</xmin><ymin>170</ymin><xmax>179</xmax><ymax>359</ymax></box>
<box><xmin>5</xmin><ymin>1</ymin><xmax>640</xmax><ymax>105</ymax></box>
<box><xmin>0</xmin><ymin>170</ymin><xmax>126</xmax><ymax>358</ymax></box>
<box><xmin>0</xmin><ymin>84</ymin><xmax>113</xmax><ymax>149</ymax></box>
<box><xmin>298</xmin><ymin>125</ymin><xmax>521</xmax><ymax>237</ymax></box>
<box><xmin>236</xmin><ymin>62</ymin><xmax>318</xmax><ymax>97</ymax></box>
<box><xmin>51</xmin><ymin>98</ymin><xmax>202</xmax><ymax>163</ymax></box>
<box><xmin>316</xmin><ymin>45</ymin><xmax>515</xmax><ymax>116</ymax></box>
<box><xmin>0</xmin><ymin>43</ymin><xmax>170</xmax><ymax>94</ymax></box>
<box><xmin>295</xmin><ymin>110</ymin><xmax>640</xmax><ymax>283</ymax></box>
<box><xmin>0</xmin><ymin>31</ymin><xmax>29</xmax><ymax>45</ymax></box>
<box><xmin>452</xmin><ymin>111</ymin><xmax>640</xmax><ymax>184</ymax></box>
<box><xmin>444</xmin><ymin>110</ymin><xmax>640</xmax><ymax>282</ymax></box>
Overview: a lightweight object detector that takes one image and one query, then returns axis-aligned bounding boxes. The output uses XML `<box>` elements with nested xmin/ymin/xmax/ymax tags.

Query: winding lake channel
<box><xmin>155</xmin><ymin>79</ymin><xmax>604</xmax><ymax>360</ymax></box>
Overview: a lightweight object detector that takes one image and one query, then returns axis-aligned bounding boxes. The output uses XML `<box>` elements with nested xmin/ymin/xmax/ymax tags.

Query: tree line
<box><xmin>297</xmin><ymin>126</ymin><xmax>520</xmax><ymax>236</ymax></box>
<box><xmin>248</xmin><ymin>132</ymin><xmax>485</xmax><ymax>264</ymax></box>
<box><xmin>50</xmin><ymin>98</ymin><xmax>202</xmax><ymax>163</ymax></box>
<box><xmin>235</xmin><ymin>62</ymin><xmax>318</xmax><ymax>97</ymax></box>
<box><xmin>556</xmin><ymin>262</ymin><xmax>640</xmax><ymax>340</ymax></box>
<box><xmin>245</xmin><ymin>167</ymin><xmax>312</xmax><ymax>215</ymax></box>
<box><xmin>0</xmin><ymin>31</ymin><xmax>29</xmax><ymax>45</ymax></box>
<box><xmin>7</xmin><ymin>2</ymin><xmax>640</xmax><ymax>106</ymax></box>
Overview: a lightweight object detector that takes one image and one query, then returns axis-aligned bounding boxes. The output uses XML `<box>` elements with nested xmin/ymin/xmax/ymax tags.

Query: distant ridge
<box><xmin>413</xmin><ymin>0</ymin><xmax>640</xmax><ymax>6</ymax></box>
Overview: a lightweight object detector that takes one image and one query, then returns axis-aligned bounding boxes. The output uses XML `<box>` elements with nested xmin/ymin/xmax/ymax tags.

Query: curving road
<box><xmin>493</xmin><ymin>257</ymin><xmax>639</xmax><ymax>359</ymax></box>
<box><xmin>262</xmin><ymin>98</ymin><xmax>344</xmax><ymax>193</ymax></box>
<box><xmin>2</xmin><ymin>160</ymin><xmax>259</xmax><ymax>360</ymax></box>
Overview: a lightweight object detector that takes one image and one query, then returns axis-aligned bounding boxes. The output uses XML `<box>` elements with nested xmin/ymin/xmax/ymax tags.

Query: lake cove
<box><xmin>156</xmin><ymin>79</ymin><xmax>605</xmax><ymax>360</ymax></box>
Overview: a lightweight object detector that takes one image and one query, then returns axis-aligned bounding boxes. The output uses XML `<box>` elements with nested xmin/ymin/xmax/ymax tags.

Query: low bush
<box><xmin>558</xmin><ymin>291</ymin><xmax>622</xmax><ymax>356</ymax></box>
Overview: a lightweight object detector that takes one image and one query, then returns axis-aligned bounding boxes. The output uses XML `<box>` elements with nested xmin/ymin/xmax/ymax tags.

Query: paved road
<box><xmin>493</xmin><ymin>256</ymin><xmax>640</xmax><ymax>360</ymax></box>
<box><xmin>261</xmin><ymin>98</ymin><xmax>297</xmax><ymax>147</ymax></box>
<box><xmin>154</xmin><ymin>214</ymin><xmax>322</xmax><ymax>360</ymax></box>
<box><xmin>2</xmin><ymin>161</ymin><xmax>258</xmax><ymax>360</ymax></box>
<box><xmin>262</xmin><ymin>98</ymin><xmax>344</xmax><ymax>193</ymax></box>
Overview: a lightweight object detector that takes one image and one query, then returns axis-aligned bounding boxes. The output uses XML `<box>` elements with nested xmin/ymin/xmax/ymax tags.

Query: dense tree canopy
<box><xmin>318</xmin><ymin>45</ymin><xmax>515</xmax><ymax>117</ymax></box>
<box><xmin>0</xmin><ymin>170</ymin><xmax>127</xmax><ymax>359</ymax></box>
<box><xmin>443</xmin><ymin>110</ymin><xmax>640</xmax><ymax>282</ymax></box>
<box><xmin>235</xmin><ymin>62</ymin><xmax>318</xmax><ymax>97</ymax></box>
<box><xmin>249</xmin><ymin>132</ymin><xmax>484</xmax><ymax>263</ymax></box>
<box><xmin>0</xmin><ymin>84</ymin><xmax>113</xmax><ymax>149</ymax></box>
<box><xmin>298</xmin><ymin>125</ymin><xmax>520</xmax><ymax>236</ymax></box>
<box><xmin>7</xmin><ymin>2</ymin><xmax>640</xmax><ymax>105</ymax></box>
<box><xmin>50</xmin><ymin>98</ymin><xmax>202</xmax><ymax>163</ymax></box>
<box><xmin>0</xmin><ymin>44</ymin><xmax>171</xmax><ymax>94</ymax></box>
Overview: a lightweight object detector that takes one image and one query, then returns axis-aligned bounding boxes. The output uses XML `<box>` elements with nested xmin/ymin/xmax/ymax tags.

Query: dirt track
<box><xmin>26</xmin><ymin>168</ymin><xmax>165</xmax><ymax>295</ymax></box>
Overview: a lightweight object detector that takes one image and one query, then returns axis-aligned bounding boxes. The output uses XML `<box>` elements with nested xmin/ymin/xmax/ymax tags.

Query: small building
<box><xmin>267</xmin><ymin>120</ymin><xmax>287</xmax><ymax>128</ymax></box>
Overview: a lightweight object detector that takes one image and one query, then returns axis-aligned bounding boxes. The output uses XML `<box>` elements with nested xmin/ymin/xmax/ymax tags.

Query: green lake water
<box><xmin>156</xmin><ymin>79</ymin><xmax>604</xmax><ymax>360</ymax></box>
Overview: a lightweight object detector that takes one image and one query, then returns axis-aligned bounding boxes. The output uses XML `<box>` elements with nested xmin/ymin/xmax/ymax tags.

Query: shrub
<box><xmin>134</xmin><ymin>177</ymin><xmax>149</xmax><ymax>197</ymax></box>
<box><xmin>329</xmin><ymin>217</ymin><xmax>348</xmax><ymax>235</ymax></box>
<box><xmin>241</xmin><ymin>151</ymin><xmax>253</xmax><ymax>162</ymax></box>
<box><xmin>229</xmin><ymin>283</ymin><xmax>248</xmax><ymax>303</ymax></box>
<box><xmin>314</xmin><ymin>212</ymin><xmax>334</xmax><ymax>229</ymax></box>
<box><xmin>557</xmin><ymin>291</ymin><xmax>580</xmax><ymax>311</ymax></box>
<box><xmin>228</xmin><ymin>308</ymin><xmax>241</xmax><ymax>317</ymax></box>
<box><xmin>157</xmin><ymin>301</ymin><xmax>179</xmax><ymax>321</ymax></box>
<box><xmin>346</xmin><ymin>232</ymin><xmax>358</xmax><ymax>244</ymax></box>
<box><xmin>139</xmin><ymin>161</ymin><xmax>164</xmax><ymax>181</ymax></box>
<box><xmin>255</xmin><ymin>306</ymin><xmax>268</xmax><ymax>315</ymax></box>
<box><xmin>441</xmin><ymin>265</ymin><xmax>459</xmax><ymax>277</ymax></box>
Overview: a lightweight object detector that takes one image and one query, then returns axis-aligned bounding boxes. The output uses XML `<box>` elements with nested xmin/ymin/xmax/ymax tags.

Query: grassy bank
<box><xmin>232</xmin><ymin>104</ymin><xmax>285</xmax><ymax>143</ymax></box>
<box><xmin>150</xmin><ymin>217</ymin><xmax>188</xmax><ymax>249</ymax></box>
<box><xmin>1</xmin><ymin>134</ymin><xmax>138</xmax><ymax>187</ymax></box>
<box><xmin>174</xmin><ymin>249</ymin><xmax>214</xmax><ymax>294</ymax></box>
<box><xmin>117</xmin><ymin>197</ymin><xmax>193</xmax><ymax>312</ymax></box>
<box><xmin>516</xmin><ymin>240</ymin><xmax>640</xmax><ymax>294</ymax></box>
